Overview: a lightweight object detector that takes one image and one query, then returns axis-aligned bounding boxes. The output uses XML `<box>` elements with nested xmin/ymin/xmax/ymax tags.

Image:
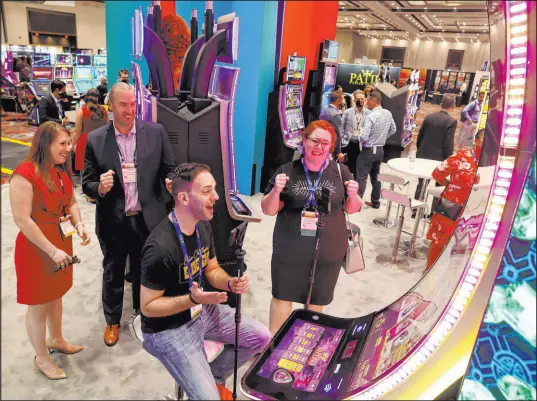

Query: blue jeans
<box><xmin>142</xmin><ymin>304</ymin><xmax>271</xmax><ymax>400</ymax></box>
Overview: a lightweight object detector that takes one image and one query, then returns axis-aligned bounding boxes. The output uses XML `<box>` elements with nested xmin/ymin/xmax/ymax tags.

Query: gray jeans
<box><xmin>142</xmin><ymin>304</ymin><xmax>270</xmax><ymax>400</ymax></box>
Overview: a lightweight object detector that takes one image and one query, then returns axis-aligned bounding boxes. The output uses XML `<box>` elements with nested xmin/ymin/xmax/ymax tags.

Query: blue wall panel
<box><xmin>105</xmin><ymin>1</ymin><xmax>151</xmax><ymax>86</ymax></box>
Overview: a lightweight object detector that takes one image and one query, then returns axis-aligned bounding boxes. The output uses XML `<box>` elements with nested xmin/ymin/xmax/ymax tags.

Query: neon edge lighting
<box><xmin>352</xmin><ymin>2</ymin><xmax>530</xmax><ymax>399</ymax></box>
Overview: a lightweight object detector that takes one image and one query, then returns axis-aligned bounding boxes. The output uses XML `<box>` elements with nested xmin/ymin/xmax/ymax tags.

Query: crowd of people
<box><xmin>8</xmin><ymin>72</ymin><xmax>484</xmax><ymax>398</ymax></box>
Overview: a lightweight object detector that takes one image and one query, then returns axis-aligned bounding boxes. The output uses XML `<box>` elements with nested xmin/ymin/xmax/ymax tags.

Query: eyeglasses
<box><xmin>307</xmin><ymin>137</ymin><xmax>332</xmax><ymax>148</ymax></box>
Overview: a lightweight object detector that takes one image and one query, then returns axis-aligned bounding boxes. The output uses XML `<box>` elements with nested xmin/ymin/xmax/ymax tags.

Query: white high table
<box><xmin>384</xmin><ymin>157</ymin><xmax>441</xmax><ymax>259</ymax></box>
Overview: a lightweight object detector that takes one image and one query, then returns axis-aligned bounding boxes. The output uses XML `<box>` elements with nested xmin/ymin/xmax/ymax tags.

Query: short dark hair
<box><xmin>330</xmin><ymin>90</ymin><xmax>341</xmax><ymax>104</ymax></box>
<box><xmin>441</xmin><ymin>94</ymin><xmax>456</xmax><ymax>110</ymax></box>
<box><xmin>51</xmin><ymin>80</ymin><xmax>65</xmax><ymax>92</ymax></box>
<box><xmin>171</xmin><ymin>162</ymin><xmax>211</xmax><ymax>195</ymax></box>
<box><xmin>368</xmin><ymin>90</ymin><xmax>382</xmax><ymax>105</ymax></box>
<box><xmin>118</xmin><ymin>69</ymin><xmax>129</xmax><ymax>76</ymax></box>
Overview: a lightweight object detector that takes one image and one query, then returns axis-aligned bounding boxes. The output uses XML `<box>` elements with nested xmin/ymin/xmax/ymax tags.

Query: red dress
<box><xmin>75</xmin><ymin>105</ymin><xmax>108</xmax><ymax>172</ymax></box>
<box><xmin>13</xmin><ymin>161</ymin><xmax>74</xmax><ymax>305</ymax></box>
<box><xmin>427</xmin><ymin>149</ymin><xmax>478</xmax><ymax>246</ymax></box>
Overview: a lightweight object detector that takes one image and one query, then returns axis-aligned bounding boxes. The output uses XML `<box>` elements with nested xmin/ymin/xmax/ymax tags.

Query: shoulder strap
<box><xmin>336</xmin><ymin>162</ymin><xmax>353</xmax><ymax>235</ymax></box>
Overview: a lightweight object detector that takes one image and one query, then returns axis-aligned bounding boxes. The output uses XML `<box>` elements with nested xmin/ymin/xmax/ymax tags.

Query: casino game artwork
<box><xmin>160</xmin><ymin>13</ymin><xmax>190</xmax><ymax>90</ymax></box>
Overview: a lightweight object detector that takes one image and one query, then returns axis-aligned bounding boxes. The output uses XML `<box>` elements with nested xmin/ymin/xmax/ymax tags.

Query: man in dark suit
<box><xmin>38</xmin><ymin>80</ymin><xmax>70</xmax><ymax>126</ymax></box>
<box><xmin>414</xmin><ymin>94</ymin><xmax>457</xmax><ymax>200</ymax></box>
<box><xmin>82</xmin><ymin>82</ymin><xmax>176</xmax><ymax>346</ymax></box>
<box><xmin>319</xmin><ymin>90</ymin><xmax>345</xmax><ymax>162</ymax></box>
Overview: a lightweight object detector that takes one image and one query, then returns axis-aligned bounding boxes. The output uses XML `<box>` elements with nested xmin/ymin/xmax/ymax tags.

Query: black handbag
<box><xmin>433</xmin><ymin>198</ymin><xmax>463</xmax><ymax>221</ymax></box>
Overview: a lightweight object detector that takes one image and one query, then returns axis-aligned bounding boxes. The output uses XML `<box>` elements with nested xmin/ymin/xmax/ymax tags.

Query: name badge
<box><xmin>301</xmin><ymin>210</ymin><xmax>318</xmax><ymax>237</ymax></box>
<box><xmin>59</xmin><ymin>215</ymin><xmax>76</xmax><ymax>237</ymax></box>
<box><xmin>122</xmin><ymin>163</ymin><xmax>137</xmax><ymax>184</ymax></box>
<box><xmin>191</xmin><ymin>304</ymin><xmax>202</xmax><ymax>319</ymax></box>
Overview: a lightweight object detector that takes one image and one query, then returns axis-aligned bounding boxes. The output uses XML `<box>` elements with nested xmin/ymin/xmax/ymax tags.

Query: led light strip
<box><xmin>351</xmin><ymin>2</ymin><xmax>529</xmax><ymax>399</ymax></box>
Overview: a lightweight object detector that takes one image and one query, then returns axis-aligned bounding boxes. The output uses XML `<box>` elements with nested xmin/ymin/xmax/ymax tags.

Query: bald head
<box><xmin>108</xmin><ymin>82</ymin><xmax>134</xmax><ymax>107</ymax></box>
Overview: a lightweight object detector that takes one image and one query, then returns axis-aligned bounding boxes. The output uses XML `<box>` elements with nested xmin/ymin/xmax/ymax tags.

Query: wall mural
<box><xmin>459</xmin><ymin>154</ymin><xmax>536</xmax><ymax>400</ymax></box>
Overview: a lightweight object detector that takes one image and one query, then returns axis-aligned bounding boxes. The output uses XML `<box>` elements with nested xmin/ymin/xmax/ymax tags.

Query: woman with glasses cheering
<box><xmin>261</xmin><ymin>120</ymin><xmax>362</xmax><ymax>335</ymax></box>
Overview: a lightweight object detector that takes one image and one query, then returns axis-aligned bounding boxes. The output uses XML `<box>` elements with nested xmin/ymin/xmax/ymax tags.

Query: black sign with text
<box><xmin>335</xmin><ymin>64</ymin><xmax>402</xmax><ymax>93</ymax></box>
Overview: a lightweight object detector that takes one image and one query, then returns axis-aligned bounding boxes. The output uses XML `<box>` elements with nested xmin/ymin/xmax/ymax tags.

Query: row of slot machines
<box><xmin>31</xmin><ymin>53</ymin><xmax>107</xmax><ymax>97</ymax></box>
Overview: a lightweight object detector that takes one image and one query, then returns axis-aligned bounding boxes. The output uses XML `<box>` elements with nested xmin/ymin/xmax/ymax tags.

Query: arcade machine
<box><xmin>0</xmin><ymin>51</ymin><xmax>22</xmax><ymax>112</ymax></box>
<box><xmin>131</xmin><ymin>1</ymin><xmax>261</xmax><ymax>282</ymax></box>
<box><xmin>92</xmin><ymin>54</ymin><xmax>107</xmax><ymax>88</ymax></box>
<box><xmin>260</xmin><ymin>54</ymin><xmax>307</xmax><ymax>190</ymax></box>
<box><xmin>241</xmin><ymin>1</ymin><xmax>535</xmax><ymax>399</ymax></box>
<box><xmin>402</xmin><ymin>69</ymin><xmax>420</xmax><ymax>147</ymax></box>
<box><xmin>32</xmin><ymin>53</ymin><xmax>54</xmax><ymax>96</ymax></box>
<box><xmin>303</xmin><ymin>39</ymin><xmax>339</xmax><ymax>125</ymax></box>
<box><xmin>73</xmin><ymin>54</ymin><xmax>93</xmax><ymax>95</ymax></box>
<box><xmin>375</xmin><ymin>82</ymin><xmax>410</xmax><ymax>161</ymax></box>
<box><xmin>54</xmin><ymin>53</ymin><xmax>78</xmax><ymax>109</ymax></box>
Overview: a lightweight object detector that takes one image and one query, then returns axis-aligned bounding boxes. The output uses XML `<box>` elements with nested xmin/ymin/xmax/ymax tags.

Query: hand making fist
<box><xmin>274</xmin><ymin>174</ymin><xmax>289</xmax><ymax>194</ymax></box>
<box><xmin>344</xmin><ymin>180</ymin><xmax>359</xmax><ymax>197</ymax></box>
<box><xmin>98</xmin><ymin>170</ymin><xmax>115</xmax><ymax>195</ymax></box>
<box><xmin>228</xmin><ymin>275</ymin><xmax>249</xmax><ymax>295</ymax></box>
<box><xmin>190</xmin><ymin>282</ymin><xmax>228</xmax><ymax>305</ymax></box>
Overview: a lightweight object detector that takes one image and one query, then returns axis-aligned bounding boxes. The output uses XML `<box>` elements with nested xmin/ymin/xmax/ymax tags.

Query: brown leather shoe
<box><xmin>104</xmin><ymin>324</ymin><xmax>119</xmax><ymax>346</ymax></box>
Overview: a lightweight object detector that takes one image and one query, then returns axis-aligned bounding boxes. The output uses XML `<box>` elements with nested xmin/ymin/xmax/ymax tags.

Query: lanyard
<box><xmin>301</xmin><ymin>158</ymin><xmax>327</xmax><ymax>209</ymax></box>
<box><xmin>117</xmin><ymin>138</ymin><xmax>137</xmax><ymax>164</ymax></box>
<box><xmin>171</xmin><ymin>210</ymin><xmax>203</xmax><ymax>289</ymax></box>
<box><xmin>56</xmin><ymin>170</ymin><xmax>68</xmax><ymax>217</ymax></box>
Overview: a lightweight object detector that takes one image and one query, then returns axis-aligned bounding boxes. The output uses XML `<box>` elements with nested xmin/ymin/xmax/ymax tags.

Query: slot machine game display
<box><xmin>477</xmin><ymin>78</ymin><xmax>490</xmax><ymax>131</ymax></box>
<box><xmin>402</xmin><ymin>69</ymin><xmax>420</xmax><ymax>145</ymax></box>
<box><xmin>92</xmin><ymin>55</ymin><xmax>107</xmax><ymax>88</ymax></box>
<box><xmin>74</xmin><ymin>54</ymin><xmax>93</xmax><ymax>94</ymax></box>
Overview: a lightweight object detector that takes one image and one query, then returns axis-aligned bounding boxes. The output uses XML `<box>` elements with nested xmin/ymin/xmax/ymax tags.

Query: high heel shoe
<box><xmin>46</xmin><ymin>339</ymin><xmax>84</xmax><ymax>355</ymax></box>
<box><xmin>34</xmin><ymin>356</ymin><xmax>67</xmax><ymax>380</ymax></box>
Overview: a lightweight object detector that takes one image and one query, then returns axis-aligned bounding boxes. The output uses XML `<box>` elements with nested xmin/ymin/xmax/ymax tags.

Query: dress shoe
<box><xmin>46</xmin><ymin>338</ymin><xmax>84</xmax><ymax>354</ymax></box>
<box><xmin>365</xmin><ymin>201</ymin><xmax>380</xmax><ymax>209</ymax></box>
<box><xmin>34</xmin><ymin>356</ymin><xmax>67</xmax><ymax>380</ymax></box>
<box><xmin>104</xmin><ymin>324</ymin><xmax>120</xmax><ymax>346</ymax></box>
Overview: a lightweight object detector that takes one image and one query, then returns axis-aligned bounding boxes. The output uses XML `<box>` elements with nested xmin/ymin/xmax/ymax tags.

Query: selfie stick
<box><xmin>228</xmin><ymin>222</ymin><xmax>248</xmax><ymax>401</ymax></box>
<box><xmin>305</xmin><ymin>187</ymin><xmax>331</xmax><ymax>310</ymax></box>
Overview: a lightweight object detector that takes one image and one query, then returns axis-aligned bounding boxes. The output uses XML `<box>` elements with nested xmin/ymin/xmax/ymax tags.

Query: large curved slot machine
<box><xmin>242</xmin><ymin>1</ymin><xmax>535</xmax><ymax>399</ymax></box>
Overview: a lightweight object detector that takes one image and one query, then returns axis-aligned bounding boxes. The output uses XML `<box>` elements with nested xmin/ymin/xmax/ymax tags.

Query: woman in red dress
<box><xmin>425</xmin><ymin>130</ymin><xmax>483</xmax><ymax>272</ymax></box>
<box><xmin>72</xmin><ymin>88</ymin><xmax>109</xmax><ymax>202</ymax></box>
<box><xmin>10</xmin><ymin>122</ymin><xmax>91</xmax><ymax>380</ymax></box>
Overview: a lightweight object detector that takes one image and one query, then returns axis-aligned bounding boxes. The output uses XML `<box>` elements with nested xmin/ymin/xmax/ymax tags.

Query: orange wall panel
<box><xmin>279</xmin><ymin>1</ymin><xmax>338</xmax><ymax>90</ymax></box>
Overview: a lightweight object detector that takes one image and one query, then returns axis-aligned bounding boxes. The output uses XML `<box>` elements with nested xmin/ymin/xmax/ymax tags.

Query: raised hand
<box><xmin>98</xmin><ymin>170</ymin><xmax>115</xmax><ymax>195</ymax></box>
<box><xmin>274</xmin><ymin>174</ymin><xmax>289</xmax><ymax>194</ymax></box>
<box><xmin>344</xmin><ymin>180</ymin><xmax>359</xmax><ymax>197</ymax></box>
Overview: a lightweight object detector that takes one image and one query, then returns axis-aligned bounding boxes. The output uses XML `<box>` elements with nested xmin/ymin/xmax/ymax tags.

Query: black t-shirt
<box><xmin>140</xmin><ymin>217</ymin><xmax>216</xmax><ymax>333</ymax></box>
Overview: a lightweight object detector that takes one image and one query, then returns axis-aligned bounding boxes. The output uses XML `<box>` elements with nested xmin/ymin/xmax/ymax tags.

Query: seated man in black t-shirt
<box><xmin>140</xmin><ymin>162</ymin><xmax>271</xmax><ymax>400</ymax></box>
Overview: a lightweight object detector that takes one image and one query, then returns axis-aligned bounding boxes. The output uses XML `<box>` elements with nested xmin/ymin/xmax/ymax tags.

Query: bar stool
<box><xmin>373</xmin><ymin>174</ymin><xmax>409</xmax><ymax>228</ymax></box>
<box><xmin>376</xmin><ymin>189</ymin><xmax>428</xmax><ymax>269</ymax></box>
<box><xmin>129</xmin><ymin>314</ymin><xmax>225</xmax><ymax>400</ymax></box>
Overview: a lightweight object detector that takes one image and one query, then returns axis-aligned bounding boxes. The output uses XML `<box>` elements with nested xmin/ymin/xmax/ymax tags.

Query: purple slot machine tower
<box><xmin>131</xmin><ymin>1</ymin><xmax>261</xmax><ymax>295</ymax></box>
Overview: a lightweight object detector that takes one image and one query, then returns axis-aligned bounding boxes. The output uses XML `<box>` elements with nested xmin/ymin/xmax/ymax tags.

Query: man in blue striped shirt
<box><xmin>357</xmin><ymin>91</ymin><xmax>396</xmax><ymax>209</ymax></box>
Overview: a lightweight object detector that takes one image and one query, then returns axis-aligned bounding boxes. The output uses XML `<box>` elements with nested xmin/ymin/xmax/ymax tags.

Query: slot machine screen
<box><xmin>75</xmin><ymin>54</ymin><xmax>92</xmax><ymax>66</ymax></box>
<box><xmin>94</xmin><ymin>67</ymin><xmax>107</xmax><ymax>80</ymax></box>
<box><xmin>32</xmin><ymin>67</ymin><xmax>53</xmax><ymax>81</ymax></box>
<box><xmin>76</xmin><ymin>80</ymin><xmax>93</xmax><ymax>93</ymax></box>
<box><xmin>285</xmin><ymin>84</ymin><xmax>303</xmax><ymax>109</ymax></box>
<box><xmin>33</xmin><ymin>53</ymin><xmax>51</xmax><ymax>67</ymax></box>
<box><xmin>64</xmin><ymin>81</ymin><xmax>76</xmax><ymax>93</ymax></box>
<box><xmin>257</xmin><ymin>319</ymin><xmax>345</xmax><ymax>394</ymax></box>
<box><xmin>75</xmin><ymin>67</ymin><xmax>93</xmax><ymax>80</ymax></box>
<box><xmin>56</xmin><ymin>54</ymin><xmax>72</xmax><ymax>65</ymax></box>
<box><xmin>93</xmin><ymin>55</ymin><xmax>107</xmax><ymax>66</ymax></box>
<box><xmin>35</xmin><ymin>81</ymin><xmax>51</xmax><ymax>94</ymax></box>
<box><xmin>286</xmin><ymin>56</ymin><xmax>306</xmax><ymax>81</ymax></box>
<box><xmin>286</xmin><ymin>109</ymin><xmax>305</xmax><ymax>133</ymax></box>
<box><xmin>55</xmin><ymin>66</ymin><xmax>74</xmax><ymax>80</ymax></box>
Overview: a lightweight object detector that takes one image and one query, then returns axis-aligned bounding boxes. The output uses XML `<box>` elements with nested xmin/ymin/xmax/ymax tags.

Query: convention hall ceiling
<box><xmin>337</xmin><ymin>0</ymin><xmax>496</xmax><ymax>43</ymax></box>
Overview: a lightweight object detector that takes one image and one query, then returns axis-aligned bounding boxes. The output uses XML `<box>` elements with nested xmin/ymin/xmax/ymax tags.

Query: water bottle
<box><xmin>409</xmin><ymin>149</ymin><xmax>416</xmax><ymax>169</ymax></box>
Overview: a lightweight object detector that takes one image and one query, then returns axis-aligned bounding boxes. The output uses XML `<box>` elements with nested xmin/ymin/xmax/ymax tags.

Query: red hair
<box><xmin>302</xmin><ymin>120</ymin><xmax>337</xmax><ymax>153</ymax></box>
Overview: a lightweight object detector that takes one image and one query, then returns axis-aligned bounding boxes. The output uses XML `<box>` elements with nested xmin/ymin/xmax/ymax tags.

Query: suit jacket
<box><xmin>82</xmin><ymin>120</ymin><xmax>176</xmax><ymax>238</ymax></box>
<box><xmin>416</xmin><ymin>110</ymin><xmax>456</xmax><ymax>162</ymax></box>
<box><xmin>319</xmin><ymin>104</ymin><xmax>343</xmax><ymax>155</ymax></box>
<box><xmin>38</xmin><ymin>93</ymin><xmax>62</xmax><ymax>125</ymax></box>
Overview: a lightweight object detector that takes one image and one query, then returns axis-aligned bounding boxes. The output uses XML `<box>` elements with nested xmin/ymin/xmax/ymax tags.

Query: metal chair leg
<box><xmin>374</xmin><ymin>183</ymin><xmax>397</xmax><ymax>228</ymax></box>
<box><xmin>376</xmin><ymin>205</ymin><xmax>410</xmax><ymax>270</ymax></box>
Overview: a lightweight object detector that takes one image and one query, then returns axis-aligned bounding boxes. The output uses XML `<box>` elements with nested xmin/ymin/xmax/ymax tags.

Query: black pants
<box><xmin>342</xmin><ymin>140</ymin><xmax>361</xmax><ymax>178</ymax></box>
<box><xmin>356</xmin><ymin>147</ymin><xmax>384</xmax><ymax>206</ymax></box>
<box><xmin>98</xmin><ymin>213</ymin><xmax>149</xmax><ymax>325</ymax></box>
